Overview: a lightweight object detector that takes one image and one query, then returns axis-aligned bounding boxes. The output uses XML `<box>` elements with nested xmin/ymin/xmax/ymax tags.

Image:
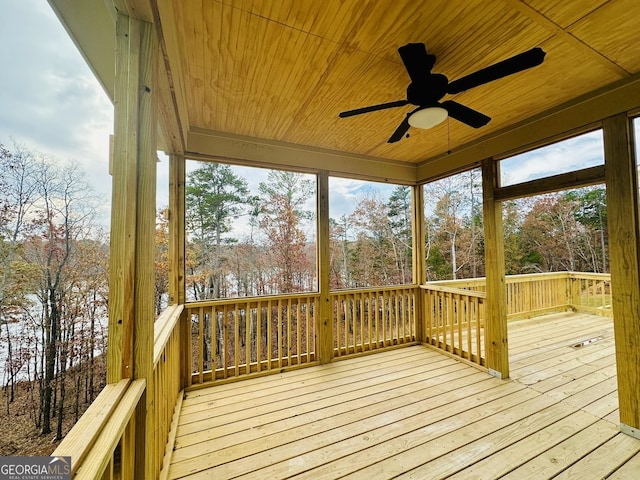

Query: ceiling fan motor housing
<box><xmin>407</xmin><ymin>74</ymin><xmax>448</xmax><ymax>107</ymax></box>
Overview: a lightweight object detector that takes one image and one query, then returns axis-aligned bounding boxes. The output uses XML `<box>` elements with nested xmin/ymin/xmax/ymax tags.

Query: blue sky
<box><xmin>2</xmin><ymin>2</ymin><xmax>636</xmax><ymax>231</ymax></box>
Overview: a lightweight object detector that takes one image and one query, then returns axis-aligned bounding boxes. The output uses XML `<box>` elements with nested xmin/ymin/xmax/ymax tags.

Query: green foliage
<box><xmin>186</xmin><ymin>162</ymin><xmax>252</xmax><ymax>243</ymax></box>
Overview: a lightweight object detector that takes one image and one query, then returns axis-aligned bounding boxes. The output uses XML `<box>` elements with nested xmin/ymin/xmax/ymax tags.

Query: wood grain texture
<box><xmin>157</xmin><ymin>0</ymin><xmax>640</xmax><ymax>166</ymax></box>
<box><xmin>317</xmin><ymin>171</ymin><xmax>333</xmax><ymax>363</ymax></box>
<box><xmin>603</xmin><ymin>113</ymin><xmax>640</xmax><ymax>432</ymax></box>
<box><xmin>164</xmin><ymin>315</ymin><xmax>640</xmax><ymax>478</ymax></box>
<box><xmin>482</xmin><ymin>158</ymin><xmax>509</xmax><ymax>378</ymax></box>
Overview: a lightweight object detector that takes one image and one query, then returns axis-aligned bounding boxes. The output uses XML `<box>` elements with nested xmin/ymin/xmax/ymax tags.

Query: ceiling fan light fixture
<box><xmin>408</xmin><ymin>107</ymin><xmax>448</xmax><ymax>129</ymax></box>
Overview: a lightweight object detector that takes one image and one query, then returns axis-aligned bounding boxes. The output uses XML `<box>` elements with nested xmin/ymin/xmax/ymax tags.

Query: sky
<box><xmin>0</xmin><ymin>1</ymin><xmax>115</xmax><ymax>223</ymax></box>
<box><xmin>1</xmin><ymin>2</ymin><xmax>637</xmax><ymax>232</ymax></box>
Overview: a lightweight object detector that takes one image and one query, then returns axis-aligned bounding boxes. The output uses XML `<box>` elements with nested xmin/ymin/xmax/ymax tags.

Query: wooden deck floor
<box><xmin>165</xmin><ymin>312</ymin><xmax>640</xmax><ymax>479</ymax></box>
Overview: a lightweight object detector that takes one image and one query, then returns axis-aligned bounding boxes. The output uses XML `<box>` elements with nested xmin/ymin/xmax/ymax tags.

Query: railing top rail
<box><xmin>567</xmin><ymin>271</ymin><xmax>611</xmax><ymax>280</ymax></box>
<box><xmin>73</xmin><ymin>379</ymin><xmax>146</xmax><ymax>479</ymax></box>
<box><xmin>330</xmin><ymin>284</ymin><xmax>418</xmax><ymax>295</ymax></box>
<box><xmin>420</xmin><ymin>283</ymin><xmax>487</xmax><ymax>298</ymax></box>
<box><xmin>154</xmin><ymin>304</ymin><xmax>184</xmax><ymax>366</ymax></box>
<box><xmin>428</xmin><ymin>271</ymin><xmax>611</xmax><ymax>287</ymax></box>
<box><xmin>51</xmin><ymin>378</ymin><xmax>140</xmax><ymax>477</ymax></box>
<box><xmin>185</xmin><ymin>291</ymin><xmax>321</xmax><ymax>308</ymax></box>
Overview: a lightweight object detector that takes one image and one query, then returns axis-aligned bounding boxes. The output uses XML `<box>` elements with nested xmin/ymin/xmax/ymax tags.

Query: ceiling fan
<box><xmin>338</xmin><ymin>43</ymin><xmax>546</xmax><ymax>143</ymax></box>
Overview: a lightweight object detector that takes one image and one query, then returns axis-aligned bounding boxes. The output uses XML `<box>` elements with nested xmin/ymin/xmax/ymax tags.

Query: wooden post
<box><xmin>168</xmin><ymin>154</ymin><xmax>186</xmax><ymax>305</ymax></box>
<box><xmin>603</xmin><ymin>113</ymin><xmax>640</xmax><ymax>439</ymax></box>
<box><xmin>482</xmin><ymin>158</ymin><xmax>509</xmax><ymax>379</ymax></box>
<box><xmin>168</xmin><ymin>154</ymin><xmax>190</xmax><ymax>388</ymax></box>
<box><xmin>316</xmin><ymin>171</ymin><xmax>333</xmax><ymax>363</ymax></box>
<box><xmin>411</xmin><ymin>184</ymin><xmax>425</xmax><ymax>341</ymax></box>
<box><xmin>108</xmin><ymin>13</ymin><xmax>158</xmax><ymax>477</ymax></box>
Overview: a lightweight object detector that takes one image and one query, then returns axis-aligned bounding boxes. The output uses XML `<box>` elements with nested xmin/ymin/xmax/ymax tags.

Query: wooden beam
<box><xmin>187</xmin><ymin>128</ymin><xmax>417</xmax><ymax>185</ymax></box>
<box><xmin>154</xmin><ymin>47</ymin><xmax>185</xmax><ymax>154</ymax></box>
<box><xmin>411</xmin><ymin>184</ymin><xmax>426</xmax><ymax>285</ymax></box>
<box><xmin>108</xmin><ymin>13</ymin><xmax>137</xmax><ymax>383</ymax></box>
<box><xmin>417</xmin><ymin>74</ymin><xmax>640</xmax><ymax>183</ymax></box>
<box><xmin>495</xmin><ymin>164</ymin><xmax>606</xmax><ymax>201</ymax></box>
<box><xmin>316</xmin><ymin>171</ymin><xmax>333</xmax><ymax>364</ymax></box>
<box><xmin>168</xmin><ymin>154</ymin><xmax>186</xmax><ymax>305</ymax></box>
<box><xmin>603</xmin><ymin>113</ymin><xmax>640</xmax><ymax>439</ymax></box>
<box><xmin>482</xmin><ymin>158</ymin><xmax>509</xmax><ymax>379</ymax></box>
<box><xmin>108</xmin><ymin>12</ymin><xmax>158</xmax><ymax>477</ymax></box>
<box><xmin>153</xmin><ymin>0</ymin><xmax>190</xmax><ymax>153</ymax></box>
<box><xmin>411</xmin><ymin>185</ymin><xmax>425</xmax><ymax>341</ymax></box>
<box><xmin>132</xmin><ymin>18</ymin><xmax>157</xmax><ymax>480</ymax></box>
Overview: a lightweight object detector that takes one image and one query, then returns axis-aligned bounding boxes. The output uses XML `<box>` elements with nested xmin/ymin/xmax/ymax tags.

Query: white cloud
<box><xmin>0</xmin><ymin>1</ymin><xmax>113</xmax><ymax>225</ymax></box>
<box><xmin>501</xmin><ymin>131</ymin><xmax>604</xmax><ymax>186</ymax></box>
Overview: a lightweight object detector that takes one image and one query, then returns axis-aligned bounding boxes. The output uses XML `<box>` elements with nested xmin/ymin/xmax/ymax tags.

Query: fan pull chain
<box><xmin>447</xmin><ymin>118</ymin><xmax>451</xmax><ymax>155</ymax></box>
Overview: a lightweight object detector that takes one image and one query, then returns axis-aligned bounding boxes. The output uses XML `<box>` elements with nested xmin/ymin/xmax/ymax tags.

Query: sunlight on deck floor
<box><xmin>165</xmin><ymin>312</ymin><xmax>640</xmax><ymax>479</ymax></box>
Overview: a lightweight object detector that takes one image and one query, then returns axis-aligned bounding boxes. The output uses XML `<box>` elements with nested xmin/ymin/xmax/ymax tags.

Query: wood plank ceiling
<box><xmin>166</xmin><ymin>0</ymin><xmax>639</xmax><ymax>170</ymax></box>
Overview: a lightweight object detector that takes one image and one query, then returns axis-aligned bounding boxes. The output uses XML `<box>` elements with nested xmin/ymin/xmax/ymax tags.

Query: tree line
<box><xmin>0</xmin><ymin>144</ymin><xmax>609</xmax><ymax>445</ymax></box>
<box><xmin>423</xmin><ymin>169</ymin><xmax>608</xmax><ymax>280</ymax></box>
<box><xmin>178</xmin><ymin>163</ymin><xmax>609</xmax><ymax>306</ymax></box>
<box><xmin>0</xmin><ymin>142</ymin><xmax>108</xmax><ymax>442</ymax></box>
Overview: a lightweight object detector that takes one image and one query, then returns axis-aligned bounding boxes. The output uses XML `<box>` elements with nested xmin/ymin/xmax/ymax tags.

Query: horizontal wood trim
<box><xmin>331</xmin><ymin>284</ymin><xmax>418</xmax><ymax>295</ymax></box>
<box><xmin>420</xmin><ymin>284</ymin><xmax>487</xmax><ymax>298</ymax></box>
<box><xmin>75</xmin><ymin>379</ymin><xmax>146</xmax><ymax>479</ymax></box>
<box><xmin>417</xmin><ymin>74</ymin><xmax>640</xmax><ymax>183</ymax></box>
<box><xmin>153</xmin><ymin>304</ymin><xmax>184</xmax><ymax>366</ymax></box>
<box><xmin>507</xmin><ymin>305</ymin><xmax>571</xmax><ymax>319</ymax></box>
<box><xmin>186</xmin><ymin>128</ymin><xmax>418</xmax><ymax>185</ymax></box>
<box><xmin>573</xmin><ymin>305</ymin><xmax>613</xmax><ymax>317</ymax></box>
<box><xmin>495</xmin><ymin>164</ymin><xmax>606</xmax><ymax>201</ymax></box>
<box><xmin>185</xmin><ymin>292</ymin><xmax>321</xmax><ymax>309</ymax></box>
<box><xmin>52</xmin><ymin>379</ymin><xmax>131</xmax><ymax>474</ymax></box>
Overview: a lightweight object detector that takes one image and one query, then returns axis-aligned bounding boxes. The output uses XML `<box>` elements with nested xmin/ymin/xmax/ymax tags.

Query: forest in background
<box><xmin>180</xmin><ymin>162</ymin><xmax>608</xmax><ymax>305</ymax></box>
<box><xmin>0</xmin><ymin>142</ymin><xmax>108</xmax><ymax>453</ymax></box>
<box><xmin>1</xmin><ymin>142</ymin><xmax>608</xmax><ymax>452</ymax></box>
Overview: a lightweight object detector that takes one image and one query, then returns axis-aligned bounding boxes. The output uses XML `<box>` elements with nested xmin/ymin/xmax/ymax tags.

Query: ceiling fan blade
<box><xmin>388</xmin><ymin>107</ymin><xmax>422</xmax><ymax>143</ymax></box>
<box><xmin>388</xmin><ymin>117</ymin><xmax>411</xmax><ymax>143</ymax></box>
<box><xmin>442</xmin><ymin>100</ymin><xmax>491</xmax><ymax>128</ymax></box>
<box><xmin>339</xmin><ymin>100</ymin><xmax>409</xmax><ymax>118</ymax></box>
<box><xmin>398</xmin><ymin>43</ymin><xmax>436</xmax><ymax>82</ymax></box>
<box><xmin>447</xmin><ymin>47</ymin><xmax>546</xmax><ymax>94</ymax></box>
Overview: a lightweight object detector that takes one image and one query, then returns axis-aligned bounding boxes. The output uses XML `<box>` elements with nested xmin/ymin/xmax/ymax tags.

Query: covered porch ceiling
<box><xmin>49</xmin><ymin>0</ymin><xmax>640</xmax><ymax>183</ymax></box>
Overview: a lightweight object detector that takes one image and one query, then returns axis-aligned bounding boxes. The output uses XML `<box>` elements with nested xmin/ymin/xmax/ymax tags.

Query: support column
<box><xmin>317</xmin><ymin>171</ymin><xmax>333</xmax><ymax>363</ymax></box>
<box><xmin>482</xmin><ymin>158</ymin><xmax>509</xmax><ymax>379</ymax></box>
<box><xmin>168</xmin><ymin>154</ymin><xmax>186</xmax><ymax>305</ymax></box>
<box><xmin>107</xmin><ymin>13</ymin><xmax>157</xmax><ymax>478</ymax></box>
<box><xmin>603</xmin><ymin>113</ymin><xmax>640</xmax><ymax>439</ymax></box>
<box><xmin>411</xmin><ymin>184</ymin><xmax>426</xmax><ymax>341</ymax></box>
<box><xmin>169</xmin><ymin>154</ymin><xmax>190</xmax><ymax>389</ymax></box>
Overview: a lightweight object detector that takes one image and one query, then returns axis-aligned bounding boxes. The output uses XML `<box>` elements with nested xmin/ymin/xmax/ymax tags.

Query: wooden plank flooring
<box><xmin>165</xmin><ymin>312</ymin><xmax>640</xmax><ymax>479</ymax></box>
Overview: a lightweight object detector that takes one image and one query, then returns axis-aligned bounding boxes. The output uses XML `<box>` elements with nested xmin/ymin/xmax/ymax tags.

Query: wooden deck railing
<box><xmin>421</xmin><ymin>271</ymin><xmax>612</xmax><ymax>366</ymax></box>
<box><xmin>568</xmin><ymin>272</ymin><xmax>613</xmax><ymax>316</ymax></box>
<box><xmin>504</xmin><ymin>272</ymin><xmax>571</xmax><ymax>318</ymax></box>
<box><xmin>52</xmin><ymin>305</ymin><xmax>184</xmax><ymax>479</ymax></box>
<box><xmin>431</xmin><ymin>271</ymin><xmax>611</xmax><ymax>319</ymax></box>
<box><xmin>331</xmin><ymin>285</ymin><xmax>418</xmax><ymax>357</ymax></box>
<box><xmin>53</xmin><ymin>271</ymin><xmax>611</xmax><ymax>478</ymax></box>
<box><xmin>184</xmin><ymin>293</ymin><xmax>319</xmax><ymax>384</ymax></box>
<box><xmin>51</xmin><ymin>378</ymin><xmax>145</xmax><ymax>479</ymax></box>
<box><xmin>421</xmin><ymin>284</ymin><xmax>486</xmax><ymax>368</ymax></box>
<box><xmin>153</xmin><ymin>305</ymin><xmax>185</xmax><ymax>479</ymax></box>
